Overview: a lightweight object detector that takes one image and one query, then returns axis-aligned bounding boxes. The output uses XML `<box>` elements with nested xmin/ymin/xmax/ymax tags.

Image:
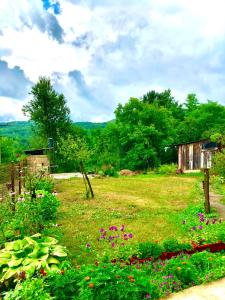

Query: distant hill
<box><xmin>0</xmin><ymin>121</ymin><xmax>109</xmax><ymax>143</ymax></box>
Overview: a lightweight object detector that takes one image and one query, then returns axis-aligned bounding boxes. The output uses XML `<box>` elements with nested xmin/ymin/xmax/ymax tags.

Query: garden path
<box><xmin>167</xmin><ymin>277</ymin><xmax>225</xmax><ymax>299</ymax></box>
<box><xmin>209</xmin><ymin>192</ymin><xmax>225</xmax><ymax>220</ymax></box>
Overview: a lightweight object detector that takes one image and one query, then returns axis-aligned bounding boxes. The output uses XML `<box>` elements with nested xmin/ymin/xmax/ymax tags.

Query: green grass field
<box><xmin>55</xmin><ymin>174</ymin><xmax>202</xmax><ymax>264</ymax></box>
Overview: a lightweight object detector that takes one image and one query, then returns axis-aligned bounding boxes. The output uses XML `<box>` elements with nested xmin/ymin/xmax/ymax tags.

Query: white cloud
<box><xmin>1</xmin><ymin>0</ymin><xmax>225</xmax><ymax>122</ymax></box>
<box><xmin>0</xmin><ymin>97</ymin><xmax>27</xmax><ymax>121</ymax></box>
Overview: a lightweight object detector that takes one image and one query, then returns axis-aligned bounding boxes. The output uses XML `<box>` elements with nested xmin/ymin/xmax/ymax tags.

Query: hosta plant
<box><xmin>0</xmin><ymin>234</ymin><xmax>68</xmax><ymax>283</ymax></box>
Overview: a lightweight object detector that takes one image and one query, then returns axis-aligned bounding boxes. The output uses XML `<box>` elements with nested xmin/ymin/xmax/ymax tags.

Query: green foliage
<box><xmin>46</xmin><ymin>269</ymin><xmax>80</xmax><ymax>299</ymax></box>
<box><xmin>22</xmin><ymin>76</ymin><xmax>72</xmax><ymax>147</ymax></box>
<box><xmin>0</xmin><ymin>234</ymin><xmax>68</xmax><ymax>284</ymax></box>
<box><xmin>156</xmin><ymin>163</ymin><xmax>177</xmax><ymax>175</ymax></box>
<box><xmin>35</xmin><ymin>177</ymin><xmax>55</xmax><ymax>193</ymax></box>
<box><xmin>138</xmin><ymin>241</ymin><xmax>164</xmax><ymax>259</ymax></box>
<box><xmin>100</xmin><ymin>165</ymin><xmax>119</xmax><ymax>177</ymax></box>
<box><xmin>36</xmin><ymin>190</ymin><xmax>60</xmax><ymax>222</ymax></box>
<box><xmin>162</xmin><ymin>238</ymin><xmax>192</xmax><ymax>252</ymax></box>
<box><xmin>0</xmin><ymin>136</ymin><xmax>23</xmax><ymax>163</ymax></box>
<box><xmin>212</xmin><ymin>150</ymin><xmax>225</xmax><ymax>177</ymax></box>
<box><xmin>4</xmin><ymin>278</ymin><xmax>52</xmax><ymax>300</ymax></box>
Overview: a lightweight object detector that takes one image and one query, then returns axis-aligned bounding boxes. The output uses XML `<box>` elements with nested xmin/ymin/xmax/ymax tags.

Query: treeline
<box><xmin>1</xmin><ymin>77</ymin><xmax>225</xmax><ymax>172</ymax></box>
<box><xmin>82</xmin><ymin>91</ymin><xmax>225</xmax><ymax>171</ymax></box>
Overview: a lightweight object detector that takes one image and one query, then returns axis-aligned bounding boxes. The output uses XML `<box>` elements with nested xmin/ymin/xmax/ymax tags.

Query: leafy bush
<box><xmin>163</xmin><ymin>238</ymin><xmax>192</xmax><ymax>252</ymax></box>
<box><xmin>35</xmin><ymin>177</ymin><xmax>55</xmax><ymax>193</ymax></box>
<box><xmin>0</xmin><ymin>234</ymin><xmax>68</xmax><ymax>284</ymax></box>
<box><xmin>156</xmin><ymin>164</ymin><xmax>177</xmax><ymax>175</ymax></box>
<box><xmin>36</xmin><ymin>190</ymin><xmax>60</xmax><ymax>222</ymax></box>
<box><xmin>212</xmin><ymin>150</ymin><xmax>225</xmax><ymax>177</ymax></box>
<box><xmin>138</xmin><ymin>241</ymin><xmax>164</xmax><ymax>259</ymax></box>
<box><xmin>46</xmin><ymin>269</ymin><xmax>81</xmax><ymax>299</ymax></box>
<box><xmin>100</xmin><ymin>165</ymin><xmax>119</xmax><ymax>177</ymax></box>
<box><xmin>4</xmin><ymin>278</ymin><xmax>52</xmax><ymax>300</ymax></box>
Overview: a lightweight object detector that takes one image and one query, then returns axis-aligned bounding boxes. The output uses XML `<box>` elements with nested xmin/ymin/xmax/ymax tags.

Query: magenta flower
<box><xmin>109</xmin><ymin>236</ymin><xmax>114</xmax><ymax>241</ymax></box>
<box><xmin>128</xmin><ymin>233</ymin><xmax>133</xmax><ymax>239</ymax></box>
<box><xmin>109</xmin><ymin>226</ymin><xmax>118</xmax><ymax>231</ymax></box>
<box><xmin>192</xmin><ymin>226</ymin><xmax>196</xmax><ymax>231</ymax></box>
<box><xmin>121</xmin><ymin>242</ymin><xmax>124</xmax><ymax>246</ymax></box>
<box><xmin>100</xmin><ymin>228</ymin><xmax>105</xmax><ymax>233</ymax></box>
<box><xmin>198</xmin><ymin>225</ymin><xmax>202</xmax><ymax>230</ymax></box>
<box><xmin>146</xmin><ymin>294</ymin><xmax>151</xmax><ymax>299</ymax></box>
<box><xmin>121</xmin><ymin>224</ymin><xmax>125</xmax><ymax>231</ymax></box>
<box><xmin>111</xmin><ymin>242</ymin><xmax>115</xmax><ymax>248</ymax></box>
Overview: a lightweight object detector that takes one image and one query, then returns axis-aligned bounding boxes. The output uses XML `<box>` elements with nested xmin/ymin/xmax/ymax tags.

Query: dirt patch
<box><xmin>210</xmin><ymin>192</ymin><xmax>225</xmax><ymax>220</ymax></box>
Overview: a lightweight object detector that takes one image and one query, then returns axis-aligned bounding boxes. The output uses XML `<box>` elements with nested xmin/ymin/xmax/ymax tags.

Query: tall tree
<box><xmin>23</xmin><ymin>76</ymin><xmax>72</xmax><ymax>147</ymax></box>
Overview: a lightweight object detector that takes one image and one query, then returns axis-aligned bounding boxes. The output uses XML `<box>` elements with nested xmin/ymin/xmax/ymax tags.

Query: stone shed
<box><xmin>24</xmin><ymin>149</ymin><xmax>50</xmax><ymax>174</ymax></box>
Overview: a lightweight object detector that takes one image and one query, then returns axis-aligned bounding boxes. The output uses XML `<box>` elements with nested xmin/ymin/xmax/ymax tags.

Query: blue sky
<box><xmin>1</xmin><ymin>0</ymin><xmax>225</xmax><ymax>122</ymax></box>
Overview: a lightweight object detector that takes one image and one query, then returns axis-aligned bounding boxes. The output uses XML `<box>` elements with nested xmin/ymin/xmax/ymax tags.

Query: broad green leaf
<box><xmin>47</xmin><ymin>256</ymin><xmax>60</xmax><ymax>264</ymax></box>
<box><xmin>50</xmin><ymin>264</ymin><xmax>59</xmax><ymax>271</ymax></box>
<box><xmin>8</xmin><ymin>258</ymin><xmax>23</xmax><ymax>268</ymax></box>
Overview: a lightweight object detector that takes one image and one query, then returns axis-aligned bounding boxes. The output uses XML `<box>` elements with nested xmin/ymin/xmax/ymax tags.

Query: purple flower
<box><xmin>192</xmin><ymin>226</ymin><xmax>196</xmax><ymax>231</ymax></box>
<box><xmin>169</xmin><ymin>274</ymin><xmax>173</xmax><ymax>279</ymax></box>
<box><xmin>109</xmin><ymin>226</ymin><xmax>118</xmax><ymax>231</ymax></box>
<box><xmin>124</xmin><ymin>234</ymin><xmax>128</xmax><ymax>240</ymax></box>
<box><xmin>111</xmin><ymin>242</ymin><xmax>115</xmax><ymax>248</ymax></box>
<box><xmin>198</xmin><ymin>225</ymin><xmax>202</xmax><ymax>230</ymax></box>
<box><xmin>100</xmin><ymin>228</ymin><xmax>105</xmax><ymax>233</ymax></box>
<box><xmin>197</xmin><ymin>213</ymin><xmax>204</xmax><ymax>217</ymax></box>
<box><xmin>101</xmin><ymin>235</ymin><xmax>106</xmax><ymax>239</ymax></box>
<box><xmin>109</xmin><ymin>236</ymin><xmax>114</xmax><ymax>241</ymax></box>
<box><xmin>200</xmin><ymin>217</ymin><xmax>205</xmax><ymax>222</ymax></box>
<box><xmin>121</xmin><ymin>224</ymin><xmax>125</xmax><ymax>231</ymax></box>
<box><xmin>121</xmin><ymin>242</ymin><xmax>124</xmax><ymax>247</ymax></box>
<box><xmin>86</xmin><ymin>243</ymin><xmax>91</xmax><ymax>248</ymax></box>
<box><xmin>146</xmin><ymin>294</ymin><xmax>151</xmax><ymax>299</ymax></box>
<box><xmin>128</xmin><ymin>233</ymin><xmax>133</xmax><ymax>239</ymax></box>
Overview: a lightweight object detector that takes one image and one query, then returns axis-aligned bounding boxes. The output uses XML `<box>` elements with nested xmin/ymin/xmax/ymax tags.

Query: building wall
<box><xmin>178</xmin><ymin>140</ymin><xmax>215</xmax><ymax>172</ymax></box>
<box><xmin>26</xmin><ymin>155</ymin><xmax>49</xmax><ymax>174</ymax></box>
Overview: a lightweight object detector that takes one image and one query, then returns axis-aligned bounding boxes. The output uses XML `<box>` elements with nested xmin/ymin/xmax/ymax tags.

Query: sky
<box><xmin>1</xmin><ymin>0</ymin><xmax>225</xmax><ymax>122</ymax></box>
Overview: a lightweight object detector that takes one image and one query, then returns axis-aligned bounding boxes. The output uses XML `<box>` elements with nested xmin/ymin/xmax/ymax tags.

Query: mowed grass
<box><xmin>55</xmin><ymin>174</ymin><xmax>201</xmax><ymax>264</ymax></box>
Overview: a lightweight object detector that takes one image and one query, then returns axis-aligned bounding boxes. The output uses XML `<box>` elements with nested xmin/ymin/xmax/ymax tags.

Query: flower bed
<box><xmin>129</xmin><ymin>241</ymin><xmax>225</xmax><ymax>264</ymax></box>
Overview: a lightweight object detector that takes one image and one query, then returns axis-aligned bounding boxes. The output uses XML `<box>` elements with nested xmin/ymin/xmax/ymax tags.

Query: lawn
<box><xmin>55</xmin><ymin>174</ymin><xmax>202</xmax><ymax>264</ymax></box>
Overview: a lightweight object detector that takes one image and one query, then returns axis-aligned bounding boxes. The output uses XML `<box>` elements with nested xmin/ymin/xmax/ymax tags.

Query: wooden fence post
<box><xmin>10</xmin><ymin>161</ymin><xmax>16</xmax><ymax>211</ymax></box>
<box><xmin>203</xmin><ymin>168</ymin><xmax>210</xmax><ymax>214</ymax></box>
<box><xmin>18</xmin><ymin>162</ymin><xmax>22</xmax><ymax>195</ymax></box>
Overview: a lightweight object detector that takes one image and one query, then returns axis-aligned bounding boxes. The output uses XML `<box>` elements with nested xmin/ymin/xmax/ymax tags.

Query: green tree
<box><xmin>58</xmin><ymin>134</ymin><xmax>94</xmax><ymax>198</ymax></box>
<box><xmin>115</xmin><ymin>97</ymin><xmax>175</xmax><ymax>170</ymax></box>
<box><xmin>22</xmin><ymin>76</ymin><xmax>72</xmax><ymax>147</ymax></box>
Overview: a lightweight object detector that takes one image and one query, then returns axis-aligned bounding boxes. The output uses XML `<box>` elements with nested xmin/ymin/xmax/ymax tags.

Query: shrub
<box><xmin>156</xmin><ymin>164</ymin><xmax>177</xmax><ymax>175</ymax></box>
<box><xmin>100</xmin><ymin>165</ymin><xmax>119</xmax><ymax>177</ymax></box>
<box><xmin>46</xmin><ymin>269</ymin><xmax>81</xmax><ymax>299</ymax></box>
<box><xmin>3</xmin><ymin>278</ymin><xmax>52</xmax><ymax>300</ymax></box>
<box><xmin>138</xmin><ymin>241</ymin><xmax>164</xmax><ymax>259</ymax></box>
<box><xmin>212</xmin><ymin>150</ymin><xmax>225</xmax><ymax>177</ymax></box>
<box><xmin>163</xmin><ymin>238</ymin><xmax>192</xmax><ymax>252</ymax></box>
<box><xmin>36</xmin><ymin>190</ymin><xmax>60</xmax><ymax>222</ymax></box>
<box><xmin>35</xmin><ymin>177</ymin><xmax>55</xmax><ymax>193</ymax></box>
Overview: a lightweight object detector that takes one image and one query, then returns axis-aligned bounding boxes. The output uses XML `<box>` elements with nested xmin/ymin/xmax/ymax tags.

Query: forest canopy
<box><xmin>1</xmin><ymin>82</ymin><xmax>225</xmax><ymax>172</ymax></box>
